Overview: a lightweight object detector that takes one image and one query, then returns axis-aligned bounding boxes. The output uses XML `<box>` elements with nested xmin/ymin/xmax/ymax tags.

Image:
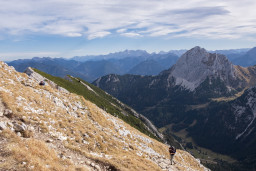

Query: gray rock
<box><xmin>59</xmin><ymin>153</ymin><xmax>66</xmax><ymax>159</ymax></box>
<box><xmin>24</xmin><ymin>67</ymin><xmax>69</xmax><ymax>93</ymax></box>
<box><xmin>95</xmin><ymin>165</ymin><xmax>101</xmax><ymax>171</ymax></box>
<box><xmin>17</xmin><ymin>132</ymin><xmax>22</xmax><ymax>137</ymax></box>
<box><xmin>170</xmin><ymin>46</ymin><xmax>236</xmax><ymax>91</ymax></box>
<box><xmin>83</xmin><ymin>133</ymin><xmax>89</xmax><ymax>138</ymax></box>
<box><xmin>0</xmin><ymin>122</ymin><xmax>6</xmax><ymax>130</ymax></box>
<box><xmin>24</xmin><ymin>79</ymin><xmax>33</xmax><ymax>87</ymax></box>
<box><xmin>85</xmin><ymin>160</ymin><xmax>91</xmax><ymax>165</ymax></box>
<box><xmin>46</xmin><ymin>139</ymin><xmax>53</xmax><ymax>143</ymax></box>
<box><xmin>4</xmin><ymin>109</ymin><xmax>12</xmax><ymax>116</ymax></box>
<box><xmin>24</xmin><ymin>67</ymin><xmax>45</xmax><ymax>83</ymax></box>
<box><xmin>6</xmin><ymin>121</ymin><xmax>13</xmax><ymax>128</ymax></box>
<box><xmin>27</xmin><ymin>125</ymin><xmax>34</xmax><ymax>131</ymax></box>
<box><xmin>0</xmin><ymin>111</ymin><xmax>3</xmax><ymax>117</ymax></box>
<box><xmin>13</xmin><ymin>122</ymin><xmax>27</xmax><ymax>132</ymax></box>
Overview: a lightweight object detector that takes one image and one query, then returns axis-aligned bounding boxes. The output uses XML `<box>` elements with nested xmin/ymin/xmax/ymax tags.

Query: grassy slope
<box><xmin>33</xmin><ymin>68</ymin><xmax>161</xmax><ymax>141</ymax></box>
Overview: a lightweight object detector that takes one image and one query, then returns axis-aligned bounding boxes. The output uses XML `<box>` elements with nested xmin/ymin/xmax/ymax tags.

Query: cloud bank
<box><xmin>0</xmin><ymin>0</ymin><xmax>255</xmax><ymax>40</ymax></box>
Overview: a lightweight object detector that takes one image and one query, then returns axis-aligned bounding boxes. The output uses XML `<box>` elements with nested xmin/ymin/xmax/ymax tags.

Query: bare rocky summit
<box><xmin>169</xmin><ymin>46</ymin><xmax>236</xmax><ymax>90</ymax></box>
<box><xmin>167</xmin><ymin>46</ymin><xmax>256</xmax><ymax>91</ymax></box>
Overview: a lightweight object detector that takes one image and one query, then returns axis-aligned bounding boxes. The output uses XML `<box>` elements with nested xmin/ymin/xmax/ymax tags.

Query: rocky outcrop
<box><xmin>24</xmin><ymin>67</ymin><xmax>46</xmax><ymax>83</ymax></box>
<box><xmin>232</xmin><ymin>87</ymin><xmax>256</xmax><ymax>140</ymax></box>
<box><xmin>24</xmin><ymin>67</ymin><xmax>69</xmax><ymax>93</ymax></box>
<box><xmin>167</xmin><ymin>46</ymin><xmax>242</xmax><ymax>91</ymax></box>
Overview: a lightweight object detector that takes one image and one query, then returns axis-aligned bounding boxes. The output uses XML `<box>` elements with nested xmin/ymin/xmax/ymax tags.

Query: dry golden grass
<box><xmin>234</xmin><ymin>65</ymin><xmax>250</xmax><ymax>83</ymax></box>
<box><xmin>0</xmin><ymin>61</ymin><xmax>208</xmax><ymax>171</ymax></box>
<box><xmin>0</xmin><ymin>130</ymin><xmax>88</xmax><ymax>171</ymax></box>
<box><xmin>212</xmin><ymin>88</ymin><xmax>246</xmax><ymax>102</ymax></box>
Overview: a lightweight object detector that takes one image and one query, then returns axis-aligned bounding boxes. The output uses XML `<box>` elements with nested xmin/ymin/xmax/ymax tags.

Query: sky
<box><xmin>0</xmin><ymin>0</ymin><xmax>256</xmax><ymax>61</ymax></box>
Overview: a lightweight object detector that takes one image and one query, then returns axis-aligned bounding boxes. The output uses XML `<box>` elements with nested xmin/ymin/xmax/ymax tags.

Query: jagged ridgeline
<box><xmin>0</xmin><ymin>62</ymin><xmax>209</xmax><ymax>170</ymax></box>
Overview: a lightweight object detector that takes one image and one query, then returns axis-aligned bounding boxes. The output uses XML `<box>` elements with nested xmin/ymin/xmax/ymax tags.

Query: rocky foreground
<box><xmin>0</xmin><ymin>61</ymin><xmax>209</xmax><ymax>171</ymax></box>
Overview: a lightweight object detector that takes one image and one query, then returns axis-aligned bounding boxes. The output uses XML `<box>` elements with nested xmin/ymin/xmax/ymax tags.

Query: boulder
<box><xmin>6</xmin><ymin>121</ymin><xmax>13</xmax><ymax>128</ymax></box>
<box><xmin>95</xmin><ymin>165</ymin><xmax>101</xmax><ymax>171</ymax></box>
<box><xmin>4</xmin><ymin>109</ymin><xmax>13</xmax><ymax>116</ymax></box>
<box><xmin>46</xmin><ymin>139</ymin><xmax>53</xmax><ymax>143</ymax></box>
<box><xmin>17</xmin><ymin>132</ymin><xmax>22</xmax><ymax>137</ymax></box>
<box><xmin>13</xmin><ymin>122</ymin><xmax>27</xmax><ymax>132</ymax></box>
<box><xmin>0</xmin><ymin>121</ymin><xmax>6</xmax><ymax>130</ymax></box>
<box><xmin>23</xmin><ymin>79</ymin><xmax>33</xmax><ymax>87</ymax></box>
<box><xmin>27</xmin><ymin>125</ymin><xmax>34</xmax><ymax>131</ymax></box>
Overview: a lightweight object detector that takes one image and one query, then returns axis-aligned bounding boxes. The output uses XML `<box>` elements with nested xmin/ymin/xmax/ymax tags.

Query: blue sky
<box><xmin>0</xmin><ymin>0</ymin><xmax>256</xmax><ymax>61</ymax></box>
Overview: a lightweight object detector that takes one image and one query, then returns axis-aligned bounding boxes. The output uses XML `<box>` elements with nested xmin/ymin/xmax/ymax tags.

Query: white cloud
<box><xmin>87</xmin><ymin>31</ymin><xmax>111</xmax><ymax>40</ymax></box>
<box><xmin>0</xmin><ymin>0</ymin><xmax>255</xmax><ymax>40</ymax></box>
<box><xmin>117</xmin><ymin>29</ymin><xmax>127</xmax><ymax>33</ymax></box>
<box><xmin>121</xmin><ymin>32</ymin><xmax>141</xmax><ymax>37</ymax></box>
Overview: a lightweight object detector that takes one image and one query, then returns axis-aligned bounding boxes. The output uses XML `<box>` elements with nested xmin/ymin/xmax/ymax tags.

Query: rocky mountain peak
<box><xmin>186</xmin><ymin>46</ymin><xmax>207</xmax><ymax>56</ymax></box>
<box><xmin>169</xmin><ymin>46</ymin><xmax>236</xmax><ymax>90</ymax></box>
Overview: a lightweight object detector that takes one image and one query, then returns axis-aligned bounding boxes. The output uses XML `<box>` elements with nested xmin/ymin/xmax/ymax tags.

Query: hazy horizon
<box><xmin>3</xmin><ymin>46</ymin><xmax>253</xmax><ymax>62</ymax></box>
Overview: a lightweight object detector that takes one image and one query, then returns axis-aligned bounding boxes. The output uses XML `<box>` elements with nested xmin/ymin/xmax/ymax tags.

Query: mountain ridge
<box><xmin>0</xmin><ymin>61</ymin><xmax>209</xmax><ymax>170</ymax></box>
<box><xmin>233</xmin><ymin>47</ymin><xmax>256</xmax><ymax>66</ymax></box>
<box><xmin>167</xmin><ymin>46</ymin><xmax>237</xmax><ymax>90</ymax></box>
<box><xmin>8</xmin><ymin>52</ymin><xmax>179</xmax><ymax>82</ymax></box>
<box><xmin>93</xmin><ymin>46</ymin><xmax>256</xmax><ymax>170</ymax></box>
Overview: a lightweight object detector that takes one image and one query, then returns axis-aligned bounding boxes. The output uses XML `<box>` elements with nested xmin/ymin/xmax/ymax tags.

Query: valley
<box><xmin>94</xmin><ymin>46</ymin><xmax>256</xmax><ymax>170</ymax></box>
<box><xmin>3</xmin><ymin>46</ymin><xmax>256</xmax><ymax>170</ymax></box>
<box><xmin>1</xmin><ymin>0</ymin><xmax>256</xmax><ymax>170</ymax></box>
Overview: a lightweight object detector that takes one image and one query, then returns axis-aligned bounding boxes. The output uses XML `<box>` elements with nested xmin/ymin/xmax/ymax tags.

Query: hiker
<box><xmin>169</xmin><ymin>146</ymin><xmax>176</xmax><ymax>165</ymax></box>
<box><xmin>39</xmin><ymin>81</ymin><xmax>45</xmax><ymax>86</ymax></box>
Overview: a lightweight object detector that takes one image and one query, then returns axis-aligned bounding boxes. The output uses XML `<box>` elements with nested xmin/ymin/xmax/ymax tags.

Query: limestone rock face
<box><xmin>232</xmin><ymin>87</ymin><xmax>256</xmax><ymax>140</ymax></box>
<box><xmin>24</xmin><ymin>67</ymin><xmax>46</xmax><ymax>83</ymax></box>
<box><xmin>169</xmin><ymin>46</ymin><xmax>236</xmax><ymax>90</ymax></box>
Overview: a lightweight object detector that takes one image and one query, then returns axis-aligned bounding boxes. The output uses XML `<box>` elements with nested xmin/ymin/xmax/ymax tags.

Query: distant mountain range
<box><xmin>72</xmin><ymin>49</ymin><xmax>150</xmax><ymax>62</ymax></box>
<box><xmin>8</xmin><ymin>50</ymin><xmax>179</xmax><ymax>82</ymax></box>
<box><xmin>8</xmin><ymin>47</ymin><xmax>256</xmax><ymax>84</ymax></box>
<box><xmin>210</xmin><ymin>48</ymin><xmax>250</xmax><ymax>62</ymax></box>
<box><xmin>232</xmin><ymin>47</ymin><xmax>256</xmax><ymax>66</ymax></box>
<box><xmin>93</xmin><ymin>46</ymin><xmax>256</xmax><ymax>170</ymax></box>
